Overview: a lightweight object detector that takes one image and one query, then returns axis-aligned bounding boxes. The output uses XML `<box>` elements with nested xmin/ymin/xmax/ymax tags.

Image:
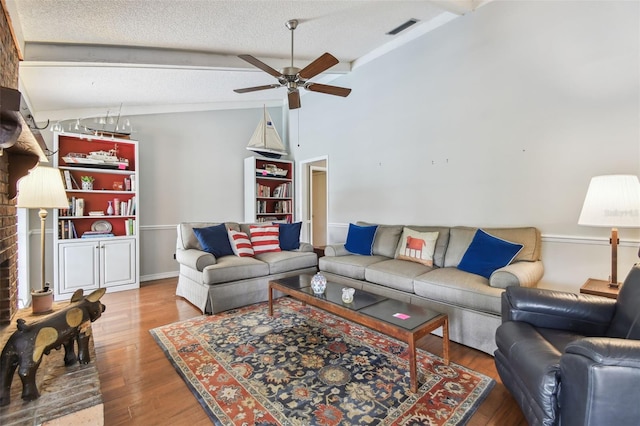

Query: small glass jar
<box><xmin>310</xmin><ymin>272</ymin><xmax>327</xmax><ymax>295</ymax></box>
<box><xmin>342</xmin><ymin>287</ymin><xmax>355</xmax><ymax>303</ymax></box>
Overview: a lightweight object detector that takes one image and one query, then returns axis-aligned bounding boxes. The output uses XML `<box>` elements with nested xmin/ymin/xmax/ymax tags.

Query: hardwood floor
<box><xmin>92</xmin><ymin>278</ymin><xmax>526</xmax><ymax>425</ymax></box>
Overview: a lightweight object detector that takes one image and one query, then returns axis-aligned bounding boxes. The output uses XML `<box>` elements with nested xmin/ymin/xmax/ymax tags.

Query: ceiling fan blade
<box><xmin>238</xmin><ymin>54</ymin><xmax>282</xmax><ymax>78</ymax></box>
<box><xmin>288</xmin><ymin>90</ymin><xmax>301</xmax><ymax>109</ymax></box>
<box><xmin>298</xmin><ymin>53</ymin><xmax>339</xmax><ymax>80</ymax></box>
<box><xmin>305</xmin><ymin>83</ymin><xmax>352</xmax><ymax>97</ymax></box>
<box><xmin>234</xmin><ymin>84</ymin><xmax>281</xmax><ymax>94</ymax></box>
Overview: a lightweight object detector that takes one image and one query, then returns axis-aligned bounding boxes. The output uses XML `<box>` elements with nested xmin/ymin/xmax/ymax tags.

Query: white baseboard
<box><xmin>141</xmin><ymin>271</ymin><xmax>179</xmax><ymax>282</ymax></box>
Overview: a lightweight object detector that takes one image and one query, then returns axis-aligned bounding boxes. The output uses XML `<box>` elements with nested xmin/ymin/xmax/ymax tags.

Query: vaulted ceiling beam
<box><xmin>22</xmin><ymin>42</ymin><xmax>351</xmax><ymax>73</ymax></box>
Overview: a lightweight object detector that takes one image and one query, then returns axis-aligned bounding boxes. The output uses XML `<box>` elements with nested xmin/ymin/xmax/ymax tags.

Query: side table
<box><xmin>580</xmin><ymin>278</ymin><xmax>620</xmax><ymax>300</ymax></box>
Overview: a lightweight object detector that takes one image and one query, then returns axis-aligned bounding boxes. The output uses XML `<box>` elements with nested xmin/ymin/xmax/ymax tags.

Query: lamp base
<box><xmin>608</xmin><ymin>280</ymin><xmax>621</xmax><ymax>289</ymax></box>
<box><xmin>31</xmin><ymin>289</ymin><xmax>54</xmax><ymax>315</ymax></box>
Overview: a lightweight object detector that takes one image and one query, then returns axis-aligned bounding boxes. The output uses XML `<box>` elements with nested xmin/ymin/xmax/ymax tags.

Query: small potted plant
<box><xmin>80</xmin><ymin>176</ymin><xmax>95</xmax><ymax>190</ymax></box>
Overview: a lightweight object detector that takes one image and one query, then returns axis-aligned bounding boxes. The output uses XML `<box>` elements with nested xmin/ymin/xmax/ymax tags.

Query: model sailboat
<box><xmin>246</xmin><ymin>106</ymin><xmax>288</xmax><ymax>159</ymax></box>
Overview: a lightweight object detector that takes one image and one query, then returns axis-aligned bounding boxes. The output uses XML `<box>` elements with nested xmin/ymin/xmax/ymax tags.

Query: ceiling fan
<box><xmin>234</xmin><ymin>19</ymin><xmax>352</xmax><ymax>110</ymax></box>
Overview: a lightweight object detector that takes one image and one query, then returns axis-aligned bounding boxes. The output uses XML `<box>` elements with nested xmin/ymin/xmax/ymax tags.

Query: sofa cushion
<box><xmin>202</xmin><ymin>255</ymin><xmax>269</xmax><ymax>284</ymax></box>
<box><xmin>365</xmin><ymin>259</ymin><xmax>433</xmax><ymax>293</ymax></box>
<box><xmin>357</xmin><ymin>222</ymin><xmax>403</xmax><ymax>258</ymax></box>
<box><xmin>413</xmin><ymin>267</ymin><xmax>505</xmax><ymax>314</ymax></box>
<box><xmin>192</xmin><ymin>223</ymin><xmax>235</xmax><ymax>258</ymax></box>
<box><xmin>319</xmin><ymin>255</ymin><xmax>388</xmax><ymax>280</ymax></box>
<box><xmin>394</xmin><ymin>228</ymin><xmax>439</xmax><ymax>267</ymax></box>
<box><xmin>228</xmin><ymin>230</ymin><xmax>254</xmax><ymax>257</ymax></box>
<box><xmin>345</xmin><ymin>223</ymin><xmax>378</xmax><ymax>255</ymax></box>
<box><xmin>458</xmin><ymin>229</ymin><xmax>523</xmax><ymax>279</ymax></box>
<box><xmin>279</xmin><ymin>222</ymin><xmax>302</xmax><ymax>250</ymax></box>
<box><xmin>255</xmin><ymin>250</ymin><xmax>318</xmax><ymax>275</ymax></box>
<box><xmin>444</xmin><ymin>227</ymin><xmax>477</xmax><ymax>268</ymax></box>
<box><xmin>250</xmin><ymin>224</ymin><xmax>281</xmax><ymax>254</ymax></box>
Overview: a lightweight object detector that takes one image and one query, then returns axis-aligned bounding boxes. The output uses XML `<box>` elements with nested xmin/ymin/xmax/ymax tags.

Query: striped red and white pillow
<box><xmin>249</xmin><ymin>225</ymin><xmax>281</xmax><ymax>254</ymax></box>
<box><xmin>228</xmin><ymin>230</ymin><xmax>254</xmax><ymax>257</ymax></box>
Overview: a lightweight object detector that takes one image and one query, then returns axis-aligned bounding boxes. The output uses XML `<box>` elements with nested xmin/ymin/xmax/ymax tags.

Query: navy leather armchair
<box><xmin>495</xmin><ymin>264</ymin><xmax>640</xmax><ymax>426</ymax></box>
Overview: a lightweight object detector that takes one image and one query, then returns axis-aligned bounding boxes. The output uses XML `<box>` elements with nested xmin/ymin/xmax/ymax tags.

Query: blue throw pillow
<box><xmin>193</xmin><ymin>223</ymin><xmax>234</xmax><ymax>258</ymax></box>
<box><xmin>344</xmin><ymin>223</ymin><xmax>378</xmax><ymax>256</ymax></box>
<box><xmin>457</xmin><ymin>229</ymin><xmax>523</xmax><ymax>279</ymax></box>
<box><xmin>279</xmin><ymin>222</ymin><xmax>302</xmax><ymax>250</ymax></box>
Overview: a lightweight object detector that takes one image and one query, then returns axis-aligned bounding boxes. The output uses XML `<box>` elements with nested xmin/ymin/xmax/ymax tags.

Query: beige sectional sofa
<box><xmin>319</xmin><ymin>223</ymin><xmax>544</xmax><ymax>354</ymax></box>
<box><xmin>175</xmin><ymin>222</ymin><xmax>318</xmax><ymax>314</ymax></box>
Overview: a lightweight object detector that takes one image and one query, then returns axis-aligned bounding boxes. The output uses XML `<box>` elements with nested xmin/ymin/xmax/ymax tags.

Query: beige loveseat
<box><xmin>319</xmin><ymin>223</ymin><xmax>544</xmax><ymax>354</ymax></box>
<box><xmin>176</xmin><ymin>222</ymin><xmax>318</xmax><ymax>314</ymax></box>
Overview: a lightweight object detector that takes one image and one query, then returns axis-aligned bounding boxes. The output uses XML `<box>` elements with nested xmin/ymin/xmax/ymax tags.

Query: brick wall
<box><xmin>1</xmin><ymin>3</ymin><xmax>21</xmax><ymax>323</ymax></box>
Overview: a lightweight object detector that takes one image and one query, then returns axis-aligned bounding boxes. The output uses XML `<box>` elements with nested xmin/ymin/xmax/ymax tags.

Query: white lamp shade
<box><xmin>16</xmin><ymin>165</ymin><xmax>69</xmax><ymax>209</ymax></box>
<box><xmin>578</xmin><ymin>175</ymin><xmax>640</xmax><ymax>228</ymax></box>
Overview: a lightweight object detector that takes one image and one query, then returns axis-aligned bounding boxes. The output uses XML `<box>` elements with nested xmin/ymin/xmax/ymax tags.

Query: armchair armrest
<box><xmin>502</xmin><ymin>287</ymin><xmax>616</xmax><ymax>335</ymax></box>
<box><xmin>297</xmin><ymin>242</ymin><xmax>314</xmax><ymax>253</ymax></box>
<box><xmin>560</xmin><ymin>338</ymin><xmax>640</xmax><ymax>426</ymax></box>
<box><xmin>565</xmin><ymin>337</ymin><xmax>640</xmax><ymax>367</ymax></box>
<box><xmin>175</xmin><ymin>248</ymin><xmax>216</xmax><ymax>271</ymax></box>
<box><xmin>490</xmin><ymin>260</ymin><xmax>544</xmax><ymax>288</ymax></box>
<box><xmin>324</xmin><ymin>244</ymin><xmax>350</xmax><ymax>257</ymax></box>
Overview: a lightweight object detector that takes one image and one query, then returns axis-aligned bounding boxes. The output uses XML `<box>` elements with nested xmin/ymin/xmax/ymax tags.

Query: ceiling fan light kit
<box><xmin>234</xmin><ymin>19</ymin><xmax>351</xmax><ymax>109</ymax></box>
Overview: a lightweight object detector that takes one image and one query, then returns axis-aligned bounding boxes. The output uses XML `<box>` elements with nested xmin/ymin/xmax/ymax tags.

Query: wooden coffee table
<box><xmin>269</xmin><ymin>274</ymin><xmax>449</xmax><ymax>393</ymax></box>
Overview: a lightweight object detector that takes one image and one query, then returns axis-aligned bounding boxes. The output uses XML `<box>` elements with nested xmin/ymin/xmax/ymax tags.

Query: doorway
<box><xmin>298</xmin><ymin>156</ymin><xmax>328</xmax><ymax>247</ymax></box>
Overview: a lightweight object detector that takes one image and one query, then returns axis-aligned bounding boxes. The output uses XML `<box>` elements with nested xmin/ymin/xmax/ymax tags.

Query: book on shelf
<box><xmin>63</xmin><ymin>170</ymin><xmax>73</xmax><ymax>190</ymax></box>
<box><xmin>81</xmin><ymin>232</ymin><xmax>115</xmax><ymax>239</ymax></box>
<box><xmin>58</xmin><ymin>220</ymin><xmax>78</xmax><ymax>239</ymax></box>
<box><xmin>273</xmin><ymin>182</ymin><xmax>291</xmax><ymax>198</ymax></box>
<box><xmin>75</xmin><ymin>198</ymin><xmax>84</xmax><ymax>217</ymax></box>
<box><xmin>124</xmin><ymin>218</ymin><xmax>135</xmax><ymax>236</ymax></box>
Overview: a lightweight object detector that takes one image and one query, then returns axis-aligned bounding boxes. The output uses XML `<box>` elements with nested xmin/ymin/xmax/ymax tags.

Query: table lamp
<box><xmin>17</xmin><ymin>164</ymin><xmax>69</xmax><ymax>314</ymax></box>
<box><xmin>578</xmin><ymin>175</ymin><xmax>640</xmax><ymax>288</ymax></box>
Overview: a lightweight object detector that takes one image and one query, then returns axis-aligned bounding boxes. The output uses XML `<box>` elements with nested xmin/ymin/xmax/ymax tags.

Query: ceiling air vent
<box><xmin>386</xmin><ymin>19</ymin><xmax>419</xmax><ymax>35</ymax></box>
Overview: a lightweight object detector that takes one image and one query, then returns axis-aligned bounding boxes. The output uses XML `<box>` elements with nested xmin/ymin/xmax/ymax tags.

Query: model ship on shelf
<box><xmin>62</xmin><ymin>146</ymin><xmax>129</xmax><ymax>169</ymax></box>
<box><xmin>256</xmin><ymin>163</ymin><xmax>288</xmax><ymax>178</ymax></box>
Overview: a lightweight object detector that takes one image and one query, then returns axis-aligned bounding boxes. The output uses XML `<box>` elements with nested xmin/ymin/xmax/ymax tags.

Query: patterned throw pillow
<box><xmin>249</xmin><ymin>225</ymin><xmax>281</xmax><ymax>254</ymax></box>
<box><xmin>394</xmin><ymin>227</ymin><xmax>439</xmax><ymax>266</ymax></box>
<box><xmin>228</xmin><ymin>230</ymin><xmax>254</xmax><ymax>257</ymax></box>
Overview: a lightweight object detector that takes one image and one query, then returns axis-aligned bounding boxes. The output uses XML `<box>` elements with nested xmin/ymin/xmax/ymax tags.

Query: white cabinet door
<box><xmin>58</xmin><ymin>240</ymin><xmax>100</xmax><ymax>295</ymax></box>
<box><xmin>101</xmin><ymin>238</ymin><xmax>136</xmax><ymax>288</ymax></box>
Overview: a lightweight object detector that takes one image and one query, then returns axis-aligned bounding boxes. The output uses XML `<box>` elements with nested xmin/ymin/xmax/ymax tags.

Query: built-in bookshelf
<box><xmin>52</xmin><ymin>132</ymin><xmax>139</xmax><ymax>300</ymax></box>
<box><xmin>244</xmin><ymin>156</ymin><xmax>294</xmax><ymax>223</ymax></box>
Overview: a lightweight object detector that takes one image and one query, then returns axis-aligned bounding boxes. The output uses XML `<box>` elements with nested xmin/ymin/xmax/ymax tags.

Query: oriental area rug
<box><xmin>150</xmin><ymin>298</ymin><xmax>494</xmax><ymax>425</ymax></box>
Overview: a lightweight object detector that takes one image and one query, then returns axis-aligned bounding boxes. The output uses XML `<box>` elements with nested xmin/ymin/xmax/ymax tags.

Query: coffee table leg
<box><xmin>409</xmin><ymin>336</ymin><xmax>418</xmax><ymax>393</ymax></box>
<box><xmin>268</xmin><ymin>284</ymin><xmax>274</xmax><ymax>316</ymax></box>
<box><xmin>442</xmin><ymin>317</ymin><xmax>450</xmax><ymax>365</ymax></box>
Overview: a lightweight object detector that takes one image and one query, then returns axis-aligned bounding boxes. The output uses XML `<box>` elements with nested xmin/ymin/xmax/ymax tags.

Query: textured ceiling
<box><xmin>6</xmin><ymin>0</ymin><xmax>485</xmax><ymax>121</ymax></box>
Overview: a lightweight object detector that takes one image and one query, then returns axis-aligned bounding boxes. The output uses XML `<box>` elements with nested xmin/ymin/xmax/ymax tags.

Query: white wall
<box><xmin>289</xmin><ymin>1</ymin><xmax>640</xmax><ymax>292</ymax></box>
